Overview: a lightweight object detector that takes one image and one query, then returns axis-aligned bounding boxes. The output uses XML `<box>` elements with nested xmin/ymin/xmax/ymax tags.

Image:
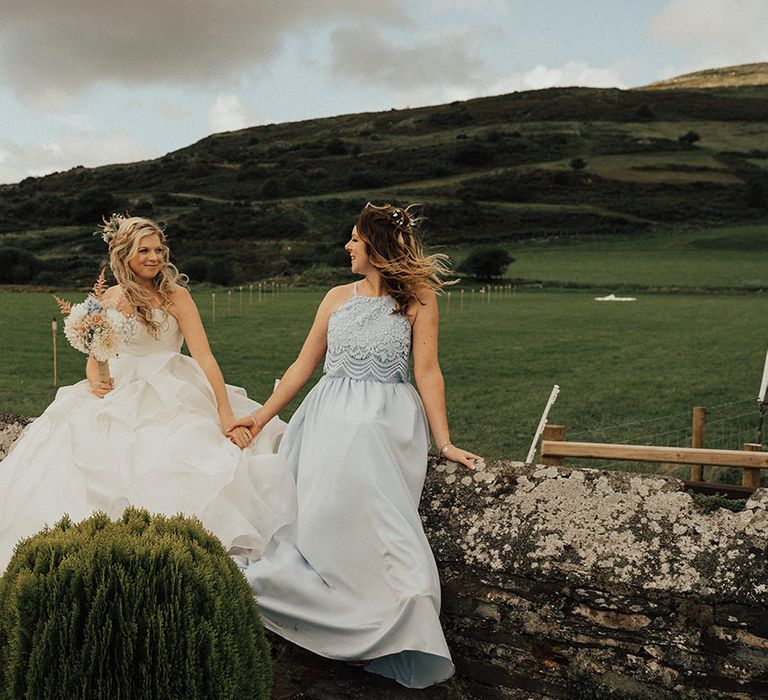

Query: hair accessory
<box><xmin>96</xmin><ymin>212</ymin><xmax>127</xmax><ymax>248</ymax></box>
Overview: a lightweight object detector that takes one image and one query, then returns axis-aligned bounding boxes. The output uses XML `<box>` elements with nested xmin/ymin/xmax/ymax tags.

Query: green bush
<box><xmin>71</xmin><ymin>188</ymin><xmax>118</xmax><ymax>225</ymax></box>
<box><xmin>0</xmin><ymin>508</ymin><xmax>271</xmax><ymax>700</ymax></box>
<box><xmin>0</xmin><ymin>247</ymin><xmax>41</xmax><ymax>283</ymax></box>
<box><xmin>183</xmin><ymin>256</ymin><xmax>209</xmax><ymax>282</ymax></box>
<box><xmin>459</xmin><ymin>246</ymin><xmax>515</xmax><ymax>280</ymax></box>
<box><xmin>208</xmin><ymin>258</ymin><xmax>236</xmax><ymax>285</ymax></box>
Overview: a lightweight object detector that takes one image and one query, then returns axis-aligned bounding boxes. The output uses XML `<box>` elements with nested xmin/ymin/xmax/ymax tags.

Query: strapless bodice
<box><xmin>119</xmin><ymin>310</ymin><xmax>183</xmax><ymax>357</ymax></box>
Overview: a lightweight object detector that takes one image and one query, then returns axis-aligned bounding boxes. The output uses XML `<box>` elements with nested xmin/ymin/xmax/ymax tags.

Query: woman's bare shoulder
<box><xmin>102</xmin><ymin>285</ymin><xmax>123</xmax><ymax>303</ymax></box>
<box><xmin>326</xmin><ymin>283</ymin><xmax>355</xmax><ymax>300</ymax></box>
<box><xmin>412</xmin><ymin>285</ymin><xmax>437</xmax><ymax>304</ymax></box>
<box><xmin>169</xmin><ymin>283</ymin><xmax>191</xmax><ymax>300</ymax></box>
<box><xmin>317</xmin><ymin>283</ymin><xmax>355</xmax><ymax>317</ymax></box>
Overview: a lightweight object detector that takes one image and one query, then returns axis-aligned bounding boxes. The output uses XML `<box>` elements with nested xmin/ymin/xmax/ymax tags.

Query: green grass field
<box><xmin>489</xmin><ymin>221</ymin><xmax>768</xmax><ymax>289</ymax></box>
<box><xmin>1</xmin><ymin>283</ymin><xmax>764</xmax><ymax>485</ymax></box>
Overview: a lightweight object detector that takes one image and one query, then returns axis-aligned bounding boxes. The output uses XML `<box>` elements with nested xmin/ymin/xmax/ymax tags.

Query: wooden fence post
<box><xmin>743</xmin><ymin>443</ymin><xmax>762</xmax><ymax>488</ymax></box>
<box><xmin>691</xmin><ymin>406</ymin><xmax>706</xmax><ymax>481</ymax></box>
<box><xmin>52</xmin><ymin>318</ymin><xmax>58</xmax><ymax>387</ymax></box>
<box><xmin>542</xmin><ymin>424</ymin><xmax>565</xmax><ymax>466</ymax></box>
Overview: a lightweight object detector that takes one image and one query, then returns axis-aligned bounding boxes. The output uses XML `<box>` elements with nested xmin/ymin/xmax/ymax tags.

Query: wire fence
<box><xmin>566</xmin><ymin>399</ymin><xmax>765</xmax><ymax>483</ymax></box>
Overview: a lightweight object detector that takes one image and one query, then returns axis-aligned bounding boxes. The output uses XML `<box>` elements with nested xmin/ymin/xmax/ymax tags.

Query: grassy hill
<box><xmin>1</xmin><ymin>64</ymin><xmax>767</xmax><ymax>287</ymax></box>
<box><xmin>641</xmin><ymin>62</ymin><xmax>768</xmax><ymax>90</ymax></box>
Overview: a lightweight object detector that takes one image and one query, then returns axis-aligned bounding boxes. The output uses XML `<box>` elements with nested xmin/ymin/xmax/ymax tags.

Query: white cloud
<box><xmin>153</xmin><ymin>101</ymin><xmax>191</xmax><ymax>122</ymax></box>
<box><xmin>51</xmin><ymin>113</ymin><xmax>96</xmax><ymax>131</ymax></box>
<box><xmin>437</xmin><ymin>61</ymin><xmax>627</xmax><ymax>104</ymax></box>
<box><xmin>0</xmin><ymin>0</ymin><xmax>404</xmax><ymax>105</ymax></box>
<box><xmin>330</xmin><ymin>22</ymin><xmax>626</xmax><ymax>106</ymax></box>
<box><xmin>0</xmin><ymin>130</ymin><xmax>155</xmax><ymax>185</ymax></box>
<box><xmin>650</xmin><ymin>0</ymin><xmax>768</xmax><ymax>70</ymax></box>
<box><xmin>330</xmin><ymin>26</ymin><xmax>487</xmax><ymax>91</ymax></box>
<box><xmin>208</xmin><ymin>94</ymin><xmax>257</xmax><ymax>133</ymax></box>
<box><xmin>490</xmin><ymin>62</ymin><xmax>628</xmax><ymax>93</ymax></box>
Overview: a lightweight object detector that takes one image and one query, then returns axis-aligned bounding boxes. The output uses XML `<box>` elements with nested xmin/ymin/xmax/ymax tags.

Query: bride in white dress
<box><xmin>0</xmin><ymin>215</ymin><xmax>296</xmax><ymax>572</ymax></box>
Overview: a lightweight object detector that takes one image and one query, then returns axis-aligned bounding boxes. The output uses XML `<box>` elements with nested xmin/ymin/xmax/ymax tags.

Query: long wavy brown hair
<box><xmin>100</xmin><ymin>215</ymin><xmax>187</xmax><ymax>336</ymax></box>
<box><xmin>355</xmin><ymin>203</ymin><xmax>454</xmax><ymax>314</ymax></box>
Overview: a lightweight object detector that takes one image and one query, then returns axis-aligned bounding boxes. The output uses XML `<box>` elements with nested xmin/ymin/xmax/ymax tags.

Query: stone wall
<box><xmin>2</xmin><ymin>415</ymin><xmax>767</xmax><ymax>698</ymax></box>
<box><xmin>424</xmin><ymin>460</ymin><xmax>768</xmax><ymax>699</ymax></box>
<box><xmin>0</xmin><ymin>413</ymin><xmax>32</xmax><ymax>461</ymax></box>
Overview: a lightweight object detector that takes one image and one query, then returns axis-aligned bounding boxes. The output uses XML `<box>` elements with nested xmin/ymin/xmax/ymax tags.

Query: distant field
<box><xmin>1</xmin><ymin>286</ymin><xmax>764</xmax><ymax>486</ymax></box>
<box><xmin>474</xmin><ymin>221</ymin><xmax>768</xmax><ymax>289</ymax></box>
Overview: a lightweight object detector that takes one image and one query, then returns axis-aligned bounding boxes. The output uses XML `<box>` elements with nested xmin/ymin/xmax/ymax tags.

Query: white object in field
<box><xmin>525</xmin><ymin>384</ymin><xmax>561</xmax><ymax>464</ymax></box>
<box><xmin>595</xmin><ymin>293</ymin><xmax>636</xmax><ymax>302</ymax></box>
<box><xmin>274</xmin><ymin>378</ymin><xmax>281</xmax><ymax>391</ymax></box>
<box><xmin>759</xmin><ymin>349</ymin><xmax>768</xmax><ymax>405</ymax></box>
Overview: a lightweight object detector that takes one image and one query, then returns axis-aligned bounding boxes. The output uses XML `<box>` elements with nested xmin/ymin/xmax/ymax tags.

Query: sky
<box><xmin>0</xmin><ymin>0</ymin><xmax>767</xmax><ymax>185</ymax></box>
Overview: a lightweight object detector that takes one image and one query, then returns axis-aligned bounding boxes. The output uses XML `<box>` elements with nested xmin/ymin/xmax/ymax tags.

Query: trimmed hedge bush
<box><xmin>0</xmin><ymin>508</ymin><xmax>271</xmax><ymax>699</ymax></box>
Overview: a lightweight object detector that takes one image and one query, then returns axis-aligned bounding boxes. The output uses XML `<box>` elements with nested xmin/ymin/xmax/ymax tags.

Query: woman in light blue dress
<box><xmin>228</xmin><ymin>203</ymin><xmax>479</xmax><ymax>688</ymax></box>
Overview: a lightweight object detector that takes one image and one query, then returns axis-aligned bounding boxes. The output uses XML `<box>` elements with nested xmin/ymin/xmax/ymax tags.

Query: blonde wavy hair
<box><xmin>355</xmin><ymin>203</ymin><xmax>454</xmax><ymax>315</ymax></box>
<box><xmin>99</xmin><ymin>214</ymin><xmax>187</xmax><ymax>337</ymax></box>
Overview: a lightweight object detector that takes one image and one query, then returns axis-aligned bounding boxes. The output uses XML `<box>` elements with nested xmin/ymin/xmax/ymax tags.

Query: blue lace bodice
<box><xmin>324</xmin><ymin>291</ymin><xmax>411</xmax><ymax>384</ymax></box>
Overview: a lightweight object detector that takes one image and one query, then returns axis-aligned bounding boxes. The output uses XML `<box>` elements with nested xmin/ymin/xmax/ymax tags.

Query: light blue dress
<box><xmin>245</xmin><ymin>283</ymin><xmax>454</xmax><ymax>689</ymax></box>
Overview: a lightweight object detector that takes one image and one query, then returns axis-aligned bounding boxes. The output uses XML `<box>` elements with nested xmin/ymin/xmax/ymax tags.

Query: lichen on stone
<box><xmin>423</xmin><ymin>459</ymin><xmax>768</xmax><ymax>605</ymax></box>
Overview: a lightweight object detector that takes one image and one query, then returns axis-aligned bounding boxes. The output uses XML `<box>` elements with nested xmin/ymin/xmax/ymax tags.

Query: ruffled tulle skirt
<box><xmin>0</xmin><ymin>350</ymin><xmax>296</xmax><ymax>572</ymax></box>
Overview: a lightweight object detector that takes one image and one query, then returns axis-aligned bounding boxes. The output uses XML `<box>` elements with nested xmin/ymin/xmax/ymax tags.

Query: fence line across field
<box><xmin>542</xmin><ymin>401</ymin><xmax>766</xmax><ymax>489</ymax></box>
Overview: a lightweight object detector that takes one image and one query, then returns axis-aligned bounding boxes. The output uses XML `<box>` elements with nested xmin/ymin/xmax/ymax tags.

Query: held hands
<box><xmin>226</xmin><ymin>410</ymin><xmax>265</xmax><ymax>440</ymax></box>
<box><xmin>440</xmin><ymin>442</ymin><xmax>482</xmax><ymax>470</ymax></box>
<box><xmin>220</xmin><ymin>411</ymin><xmax>254</xmax><ymax>450</ymax></box>
<box><xmin>89</xmin><ymin>377</ymin><xmax>114</xmax><ymax>398</ymax></box>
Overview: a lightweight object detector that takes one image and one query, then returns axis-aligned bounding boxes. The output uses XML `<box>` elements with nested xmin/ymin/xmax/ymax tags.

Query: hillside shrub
<box><xmin>182</xmin><ymin>256</ymin><xmax>209</xmax><ymax>282</ymax></box>
<box><xmin>324</xmin><ymin>248</ymin><xmax>351</xmax><ymax>267</ymax></box>
<box><xmin>326</xmin><ymin>138</ymin><xmax>346</xmax><ymax>156</ymax></box>
<box><xmin>0</xmin><ymin>247</ymin><xmax>40</xmax><ymax>283</ymax></box>
<box><xmin>746</xmin><ymin>180</ymin><xmax>768</xmax><ymax>209</ymax></box>
<box><xmin>260</xmin><ymin>178</ymin><xmax>281</xmax><ymax>199</ymax></box>
<box><xmin>71</xmin><ymin>188</ymin><xmax>118</xmax><ymax>224</ymax></box>
<box><xmin>428</xmin><ymin>106</ymin><xmax>473</xmax><ymax>127</ymax></box>
<box><xmin>678</xmin><ymin>130</ymin><xmax>701</xmax><ymax>146</ymax></box>
<box><xmin>0</xmin><ymin>508</ymin><xmax>271</xmax><ymax>700</ymax></box>
<box><xmin>453</xmin><ymin>142</ymin><xmax>493</xmax><ymax>167</ymax></box>
<box><xmin>208</xmin><ymin>258</ymin><xmax>236</xmax><ymax>285</ymax></box>
<box><xmin>570</xmin><ymin>157</ymin><xmax>588</xmax><ymax>171</ymax></box>
<box><xmin>346</xmin><ymin>170</ymin><xmax>382</xmax><ymax>188</ymax></box>
<box><xmin>459</xmin><ymin>246</ymin><xmax>514</xmax><ymax>280</ymax></box>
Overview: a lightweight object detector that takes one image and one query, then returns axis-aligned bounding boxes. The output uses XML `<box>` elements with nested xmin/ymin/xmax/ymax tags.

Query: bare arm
<box><xmin>86</xmin><ymin>285</ymin><xmax>123</xmax><ymax>397</ymax></box>
<box><xmin>170</xmin><ymin>286</ymin><xmax>250</xmax><ymax>448</ymax></box>
<box><xmin>86</xmin><ymin>356</ymin><xmax>113</xmax><ymax>397</ymax></box>
<box><xmin>227</xmin><ymin>286</ymin><xmax>347</xmax><ymax>435</ymax></box>
<box><xmin>412</xmin><ymin>289</ymin><xmax>480</xmax><ymax>469</ymax></box>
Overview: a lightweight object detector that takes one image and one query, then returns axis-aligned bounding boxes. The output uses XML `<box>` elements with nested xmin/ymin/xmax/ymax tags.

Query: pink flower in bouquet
<box><xmin>54</xmin><ymin>270</ymin><xmax>137</xmax><ymax>363</ymax></box>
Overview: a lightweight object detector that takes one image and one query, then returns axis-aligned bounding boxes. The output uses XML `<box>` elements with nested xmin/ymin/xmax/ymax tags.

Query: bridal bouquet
<box><xmin>54</xmin><ymin>270</ymin><xmax>137</xmax><ymax>380</ymax></box>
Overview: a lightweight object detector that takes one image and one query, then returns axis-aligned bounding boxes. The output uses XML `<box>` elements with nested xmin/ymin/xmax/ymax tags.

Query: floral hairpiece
<box><xmin>364</xmin><ymin>202</ymin><xmax>414</xmax><ymax>234</ymax></box>
<box><xmin>96</xmin><ymin>212</ymin><xmax>127</xmax><ymax>248</ymax></box>
<box><xmin>391</xmin><ymin>208</ymin><xmax>412</xmax><ymax>232</ymax></box>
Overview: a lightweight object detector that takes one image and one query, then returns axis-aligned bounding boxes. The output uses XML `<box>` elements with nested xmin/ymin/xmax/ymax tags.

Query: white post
<box><xmin>52</xmin><ymin>318</ymin><xmax>58</xmax><ymax>386</ymax></box>
<box><xmin>759</xmin><ymin>349</ymin><xmax>768</xmax><ymax>405</ymax></box>
<box><xmin>525</xmin><ymin>384</ymin><xmax>561</xmax><ymax>464</ymax></box>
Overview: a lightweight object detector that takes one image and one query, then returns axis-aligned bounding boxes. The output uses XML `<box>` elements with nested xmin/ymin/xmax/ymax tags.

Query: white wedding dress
<box><xmin>0</xmin><ymin>310</ymin><xmax>296</xmax><ymax>573</ymax></box>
